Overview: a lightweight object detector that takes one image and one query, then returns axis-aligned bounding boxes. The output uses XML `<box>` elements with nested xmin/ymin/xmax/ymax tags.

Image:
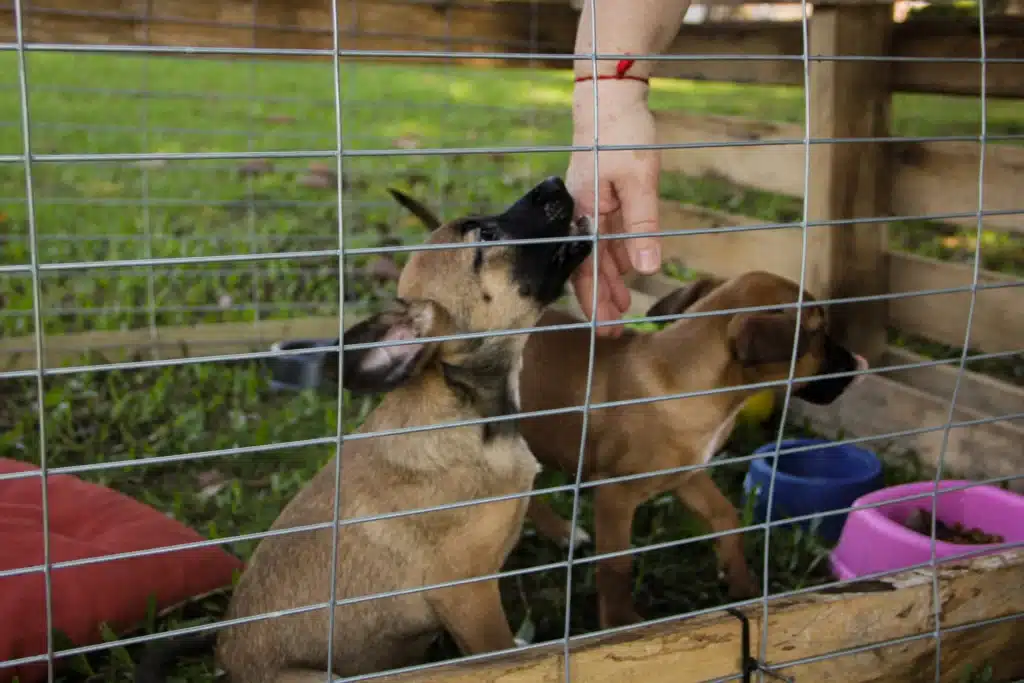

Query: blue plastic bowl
<box><xmin>742</xmin><ymin>438</ymin><xmax>883</xmax><ymax>543</ymax></box>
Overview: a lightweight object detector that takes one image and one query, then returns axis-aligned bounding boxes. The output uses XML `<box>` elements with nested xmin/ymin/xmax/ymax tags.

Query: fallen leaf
<box><xmin>394</xmin><ymin>134</ymin><xmax>421</xmax><ymax>150</ymax></box>
<box><xmin>297</xmin><ymin>172</ymin><xmax>336</xmax><ymax>189</ymax></box>
<box><xmin>238</xmin><ymin>159</ymin><xmax>274</xmax><ymax>177</ymax></box>
<box><xmin>196</xmin><ymin>470</ymin><xmax>226</xmax><ymax>488</ymax></box>
<box><xmin>309</xmin><ymin>161</ymin><xmax>334</xmax><ymax>173</ymax></box>
<box><xmin>197</xmin><ymin>481</ymin><xmax>227</xmax><ymax>503</ymax></box>
<box><xmin>266</xmin><ymin>114</ymin><xmax>297</xmax><ymax>124</ymax></box>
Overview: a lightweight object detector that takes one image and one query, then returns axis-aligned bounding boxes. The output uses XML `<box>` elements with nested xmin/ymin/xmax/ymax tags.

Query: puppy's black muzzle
<box><xmin>793</xmin><ymin>335</ymin><xmax>861</xmax><ymax>405</ymax></box>
<box><xmin>500</xmin><ymin>176</ymin><xmax>592</xmax><ymax>305</ymax></box>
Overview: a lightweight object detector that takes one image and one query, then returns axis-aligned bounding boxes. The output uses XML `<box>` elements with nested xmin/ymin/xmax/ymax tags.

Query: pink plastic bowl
<box><xmin>830</xmin><ymin>480</ymin><xmax>1024</xmax><ymax>581</ymax></box>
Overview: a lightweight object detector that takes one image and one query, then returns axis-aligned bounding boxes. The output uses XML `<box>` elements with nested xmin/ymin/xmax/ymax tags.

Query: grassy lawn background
<box><xmin>0</xmin><ymin>53</ymin><xmax>1020</xmax><ymax>681</ymax></box>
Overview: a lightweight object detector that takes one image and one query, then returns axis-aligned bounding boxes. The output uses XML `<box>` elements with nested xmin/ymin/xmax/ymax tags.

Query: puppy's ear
<box><xmin>645</xmin><ymin>276</ymin><xmax>723</xmax><ymax>319</ymax></box>
<box><xmin>727</xmin><ymin>311</ymin><xmax>808</xmax><ymax>366</ymax></box>
<box><xmin>388</xmin><ymin>188</ymin><xmax>441</xmax><ymax>231</ymax></box>
<box><xmin>339</xmin><ymin>299</ymin><xmax>446</xmax><ymax>394</ymax></box>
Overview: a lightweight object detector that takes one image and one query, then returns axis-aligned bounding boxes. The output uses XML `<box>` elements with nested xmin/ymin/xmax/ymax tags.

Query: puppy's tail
<box><xmin>133</xmin><ymin>631</ymin><xmax>218</xmax><ymax>683</ymax></box>
<box><xmin>387</xmin><ymin>187</ymin><xmax>441</xmax><ymax>231</ymax></box>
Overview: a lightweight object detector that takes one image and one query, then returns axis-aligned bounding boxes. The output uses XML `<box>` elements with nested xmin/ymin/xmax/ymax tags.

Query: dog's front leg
<box><xmin>526</xmin><ymin>496</ymin><xmax>592</xmax><ymax>549</ymax></box>
<box><xmin>427</xmin><ymin>579</ymin><xmax>518</xmax><ymax>656</ymax></box>
<box><xmin>674</xmin><ymin>471</ymin><xmax>759</xmax><ymax>600</ymax></box>
<box><xmin>593</xmin><ymin>482</ymin><xmax>646</xmax><ymax>629</ymax></box>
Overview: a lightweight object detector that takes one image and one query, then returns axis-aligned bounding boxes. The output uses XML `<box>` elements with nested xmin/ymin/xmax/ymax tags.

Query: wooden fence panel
<box><xmin>657</xmin><ymin>202</ymin><xmax>1024</xmax><ymax>355</ymax></box>
<box><xmin>654</xmin><ymin>112</ymin><xmax>1024</xmax><ymax>234</ymax></box>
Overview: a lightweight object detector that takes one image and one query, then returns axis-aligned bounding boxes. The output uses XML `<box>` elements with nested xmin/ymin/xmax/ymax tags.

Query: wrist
<box><xmin>572</xmin><ymin>77</ymin><xmax>649</xmax><ymax>106</ymax></box>
<box><xmin>572</xmin><ymin>79</ymin><xmax>650</xmax><ymax>131</ymax></box>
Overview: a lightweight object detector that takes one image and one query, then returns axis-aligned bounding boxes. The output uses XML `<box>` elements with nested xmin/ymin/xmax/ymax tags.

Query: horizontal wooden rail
<box><xmin>656</xmin><ymin>201</ymin><xmax>1024</xmax><ymax>355</ymax></box>
<box><xmin>656</xmin><ymin>18</ymin><xmax>1024</xmax><ymax>99</ymax></box>
<box><xmin>654</xmin><ymin>112</ymin><xmax>1024</xmax><ymax>235</ymax></box>
<box><xmin>0</xmin><ymin>313</ymin><xmax>357</xmax><ymax>373</ymax></box>
<box><xmin>2</xmin><ymin>6</ymin><xmax>1022</xmax><ymax>99</ymax></box>
<box><xmin>377</xmin><ymin>551</ymin><xmax>1024</xmax><ymax>683</ymax></box>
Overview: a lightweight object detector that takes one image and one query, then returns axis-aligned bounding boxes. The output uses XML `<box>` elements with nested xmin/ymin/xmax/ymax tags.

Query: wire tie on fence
<box><xmin>726</xmin><ymin>608</ymin><xmax>794</xmax><ymax>683</ymax></box>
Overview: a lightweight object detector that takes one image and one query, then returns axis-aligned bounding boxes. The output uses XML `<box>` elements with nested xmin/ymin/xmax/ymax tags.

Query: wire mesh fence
<box><xmin>1</xmin><ymin>0</ymin><xmax>1023</xmax><ymax>682</ymax></box>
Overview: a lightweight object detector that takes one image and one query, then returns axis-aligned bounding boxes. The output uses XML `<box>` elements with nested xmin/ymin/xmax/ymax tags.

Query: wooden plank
<box><xmin>375</xmin><ymin>551</ymin><xmax>1024</xmax><ymax>683</ymax></box>
<box><xmin>790</xmin><ymin>369</ymin><xmax>1024</xmax><ymax>492</ymax></box>
<box><xmin>0</xmin><ymin>0</ymin><xmax>581</xmax><ymax>67</ymax></box>
<box><xmin>653</xmin><ymin>111</ymin><xmax>1024</xmax><ymax>234</ymax></box>
<box><xmin>887</xmin><ymin>251</ymin><xmax>1024</xmax><ymax>355</ymax></box>
<box><xmin>653</xmin><ymin>18</ymin><xmax>1024</xmax><ymax>99</ymax></box>
<box><xmin>0</xmin><ymin>288</ymin><xmax>662</xmax><ymax>373</ymax></box>
<box><xmin>804</xmin><ymin>4</ymin><xmax>893</xmax><ymax>362</ymax></box>
<box><xmin>0</xmin><ymin>313</ymin><xmax>362</xmax><ymax>372</ymax></box>
<box><xmin>655</xmin><ymin>201</ymin><xmax>805</xmax><ymax>281</ymax></box>
<box><xmin>883</xmin><ymin>346</ymin><xmax>1024</xmax><ymax>419</ymax></box>
<box><xmin>3</xmin><ymin>5</ymin><xmax>1021</xmax><ymax>91</ymax></box>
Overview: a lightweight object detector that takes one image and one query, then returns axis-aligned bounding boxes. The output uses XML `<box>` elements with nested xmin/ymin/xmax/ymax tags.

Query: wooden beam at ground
<box><xmin>883</xmin><ymin>346</ymin><xmax>1024</xmax><ymax>419</ymax></box>
<box><xmin>790</xmin><ymin>369</ymin><xmax>1024</xmax><ymax>491</ymax></box>
<box><xmin>654</xmin><ymin>112</ymin><xmax>1024</xmax><ymax>234</ymax></box>
<box><xmin>0</xmin><ymin>288</ymin><xmax>663</xmax><ymax>373</ymax></box>
<box><xmin>375</xmin><ymin>551</ymin><xmax>1024</xmax><ymax>683</ymax></box>
<box><xmin>656</xmin><ymin>203</ymin><xmax>1023</xmax><ymax>356</ymax></box>
<box><xmin>0</xmin><ymin>313</ymin><xmax>360</xmax><ymax>373</ymax></box>
<box><xmin>654</xmin><ymin>18</ymin><xmax>1024</xmax><ymax>99</ymax></box>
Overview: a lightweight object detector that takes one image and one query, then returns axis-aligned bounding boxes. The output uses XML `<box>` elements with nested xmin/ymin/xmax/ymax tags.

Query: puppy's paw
<box><xmin>721</xmin><ymin>567</ymin><xmax>760</xmax><ymax>600</ymax></box>
<box><xmin>514</xmin><ymin>637</ymin><xmax>530</xmax><ymax>648</ymax></box>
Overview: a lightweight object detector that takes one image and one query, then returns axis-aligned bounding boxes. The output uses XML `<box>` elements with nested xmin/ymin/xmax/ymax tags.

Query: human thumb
<box><xmin>616</xmin><ymin>164</ymin><xmax>661</xmax><ymax>275</ymax></box>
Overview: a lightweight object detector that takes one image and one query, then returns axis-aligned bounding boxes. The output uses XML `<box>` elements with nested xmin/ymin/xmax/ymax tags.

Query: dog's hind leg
<box><xmin>526</xmin><ymin>497</ymin><xmax>591</xmax><ymax>549</ymax></box>
<box><xmin>673</xmin><ymin>472</ymin><xmax>759</xmax><ymax>600</ymax></box>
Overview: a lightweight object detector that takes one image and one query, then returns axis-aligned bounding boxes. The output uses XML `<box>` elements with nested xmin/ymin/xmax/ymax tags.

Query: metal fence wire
<box><xmin>1</xmin><ymin>0</ymin><xmax>1023</xmax><ymax>682</ymax></box>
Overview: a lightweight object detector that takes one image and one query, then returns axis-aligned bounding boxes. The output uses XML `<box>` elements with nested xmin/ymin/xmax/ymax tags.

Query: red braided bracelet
<box><xmin>574</xmin><ymin>58</ymin><xmax>649</xmax><ymax>85</ymax></box>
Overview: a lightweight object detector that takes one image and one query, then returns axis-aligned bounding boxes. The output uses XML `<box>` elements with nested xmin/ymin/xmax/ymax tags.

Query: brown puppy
<box><xmin>517</xmin><ymin>274</ymin><xmax>869</xmax><ymax>628</ymax></box>
<box><xmin>384</xmin><ymin>187</ymin><xmax>867</xmax><ymax>630</ymax></box>
<box><xmin>134</xmin><ymin>177</ymin><xmax>592</xmax><ymax>683</ymax></box>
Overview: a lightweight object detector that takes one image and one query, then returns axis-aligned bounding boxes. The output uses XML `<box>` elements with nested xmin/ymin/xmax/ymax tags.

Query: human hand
<box><xmin>567</xmin><ymin>79</ymin><xmax>661</xmax><ymax>338</ymax></box>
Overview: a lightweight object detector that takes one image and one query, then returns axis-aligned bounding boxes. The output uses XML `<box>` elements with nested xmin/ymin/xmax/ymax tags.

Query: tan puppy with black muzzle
<box><xmin>517</xmin><ymin>272</ymin><xmax>869</xmax><ymax>628</ymax></box>
<box><xmin>384</xmin><ymin>188</ymin><xmax>869</xmax><ymax>630</ymax></box>
<box><xmin>133</xmin><ymin>177</ymin><xmax>593</xmax><ymax>683</ymax></box>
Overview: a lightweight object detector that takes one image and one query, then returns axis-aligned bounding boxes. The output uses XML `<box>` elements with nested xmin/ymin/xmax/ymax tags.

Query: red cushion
<box><xmin>0</xmin><ymin>458</ymin><xmax>244</xmax><ymax>683</ymax></box>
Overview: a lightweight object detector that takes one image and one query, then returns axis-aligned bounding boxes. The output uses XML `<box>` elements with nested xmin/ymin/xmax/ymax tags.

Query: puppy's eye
<box><xmin>477</xmin><ymin>224</ymin><xmax>500</xmax><ymax>242</ymax></box>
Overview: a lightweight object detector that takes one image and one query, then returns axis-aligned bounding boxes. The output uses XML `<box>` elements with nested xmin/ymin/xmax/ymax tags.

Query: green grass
<box><xmin>0</xmin><ymin>53</ymin><xmax>1019</xmax><ymax>681</ymax></box>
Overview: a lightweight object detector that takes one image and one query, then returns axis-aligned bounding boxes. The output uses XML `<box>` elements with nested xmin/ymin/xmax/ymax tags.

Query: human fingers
<box><xmin>571</xmin><ymin>256</ymin><xmax>598</xmax><ymax>321</ymax></box>
<box><xmin>615</xmin><ymin>153</ymin><xmax>662</xmax><ymax>275</ymax></box>
<box><xmin>597</xmin><ymin>242</ymin><xmax>632</xmax><ymax>317</ymax></box>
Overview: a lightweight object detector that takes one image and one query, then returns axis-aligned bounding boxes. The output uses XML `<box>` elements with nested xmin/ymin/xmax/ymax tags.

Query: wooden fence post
<box><xmin>806</xmin><ymin>3</ymin><xmax>894</xmax><ymax>364</ymax></box>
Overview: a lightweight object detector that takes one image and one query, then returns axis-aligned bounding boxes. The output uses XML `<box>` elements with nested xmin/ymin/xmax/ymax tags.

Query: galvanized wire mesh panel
<box><xmin>1</xmin><ymin>0</ymin><xmax>1023</xmax><ymax>682</ymax></box>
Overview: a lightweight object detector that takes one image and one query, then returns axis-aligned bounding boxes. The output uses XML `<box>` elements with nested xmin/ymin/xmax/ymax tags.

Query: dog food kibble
<box><xmin>903</xmin><ymin>508</ymin><xmax>1005</xmax><ymax>545</ymax></box>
